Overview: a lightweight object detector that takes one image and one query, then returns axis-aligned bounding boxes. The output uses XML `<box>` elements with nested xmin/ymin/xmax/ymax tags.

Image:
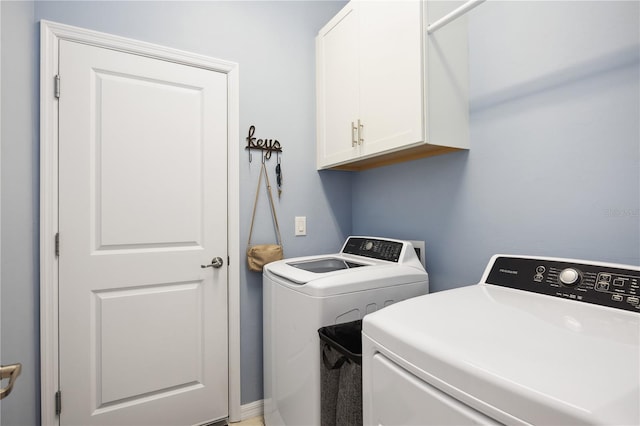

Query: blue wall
<box><xmin>353</xmin><ymin>1</ymin><xmax>640</xmax><ymax>292</ymax></box>
<box><xmin>1</xmin><ymin>2</ymin><xmax>40</xmax><ymax>425</ymax></box>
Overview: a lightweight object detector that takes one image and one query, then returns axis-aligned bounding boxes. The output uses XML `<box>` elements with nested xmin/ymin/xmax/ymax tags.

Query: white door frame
<box><xmin>39</xmin><ymin>20</ymin><xmax>241</xmax><ymax>426</ymax></box>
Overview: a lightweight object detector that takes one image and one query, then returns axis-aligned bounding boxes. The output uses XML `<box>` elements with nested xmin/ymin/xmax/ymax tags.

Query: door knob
<box><xmin>201</xmin><ymin>257</ymin><xmax>224</xmax><ymax>269</ymax></box>
<box><xmin>0</xmin><ymin>363</ymin><xmax>22</xmax><ymax>400</ymax></box>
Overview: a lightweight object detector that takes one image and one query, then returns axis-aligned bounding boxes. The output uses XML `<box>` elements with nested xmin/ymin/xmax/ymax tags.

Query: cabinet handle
<box><xmin>358</xmin><ymin>119</ymin><xmax>364</xmax><ymax>145</ymax></box>
<box><xmin>351</xmin><ymin>122</ymin><xmax>358</xmax><ymax>147</ymax></box>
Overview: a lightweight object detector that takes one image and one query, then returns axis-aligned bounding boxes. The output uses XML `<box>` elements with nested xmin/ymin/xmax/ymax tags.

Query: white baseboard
<box><xmin>240</xmin><ymin>399</ymin><xmax>264</xmax><ymax>421</ymax></box>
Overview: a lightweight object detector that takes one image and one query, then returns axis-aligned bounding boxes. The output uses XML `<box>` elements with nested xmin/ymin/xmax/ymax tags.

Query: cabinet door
<box><xmin>359</xmin><ymin>0</ymin><xmax>424</xmax><ymax>158</ymax></box>
<box><xmin>316</xmin><ymin>2</ymin><xmax>360</xmax><ymax>169</ymax></box>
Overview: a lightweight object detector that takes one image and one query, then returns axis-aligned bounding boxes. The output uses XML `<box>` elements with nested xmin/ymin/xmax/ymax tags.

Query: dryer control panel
<box><xmin>486</xmin><ymin>256</ymin><xmax>640</xmax><ymax>313</ymax></box>
<box><xmin>342</xmin><ymin>237</ymin><xmax>404</xmax><ymax>262</ymax></box>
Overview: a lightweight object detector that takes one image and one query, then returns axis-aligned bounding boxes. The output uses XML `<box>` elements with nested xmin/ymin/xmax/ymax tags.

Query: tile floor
<box><xmin>233</xmin><ymin>416</ymin><xmax>264</xmax><ymax>426</ymax></box>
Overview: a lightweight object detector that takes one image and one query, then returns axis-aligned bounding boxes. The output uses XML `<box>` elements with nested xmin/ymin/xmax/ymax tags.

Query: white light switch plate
<box><xmin>295</xmin><ymin>216</ymin><xmax>306</xmax><ymax>236</ymax></box>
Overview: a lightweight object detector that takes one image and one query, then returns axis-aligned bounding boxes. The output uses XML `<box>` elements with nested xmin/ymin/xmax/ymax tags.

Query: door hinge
<box><xmin>227</xmin><ymin>256</ymin><xmax>230</xmax><ymax>266</ymax></box>
<box><xmin>55</xmin><ymin>233</ymin><xmax>60</xmax><ymax>257</ymax></box>
<box><xmin>55</xmin><ymin>390</ymin><xmax>62</xmax><ymax>415</ymax></box>
<box><xmin>54</xmin><ymin>75</ymin><xmax>61</xmax><ymax>99</ymax></box>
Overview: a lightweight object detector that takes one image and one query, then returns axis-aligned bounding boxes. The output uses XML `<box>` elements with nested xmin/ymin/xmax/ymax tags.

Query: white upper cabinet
<box><xmin>316</xmin><ymin>0</ymin><xmax>470</xmax><ymax>171</ymax></box>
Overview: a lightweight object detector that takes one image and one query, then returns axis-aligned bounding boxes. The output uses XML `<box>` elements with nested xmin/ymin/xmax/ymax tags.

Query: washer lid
<box><xmin>363</xmin><ymin>284</ymin><xmax>640</xmax><ymax>425</ymax></box>
<box><xmin>287</xmin><ymin>257</ymin><xmax>368</xmax><ymax>273</ymax></box>
<box><xmin>265</xmin><ymin>254</ymin><xmax>378</xmax><ymax>285</ymax></box>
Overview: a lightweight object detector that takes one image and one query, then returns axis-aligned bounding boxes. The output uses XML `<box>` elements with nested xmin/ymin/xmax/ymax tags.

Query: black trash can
<box><xmin>318</xmin><ymin>320</ymin><xmax>362</xmax><ymax>426</ymax></box>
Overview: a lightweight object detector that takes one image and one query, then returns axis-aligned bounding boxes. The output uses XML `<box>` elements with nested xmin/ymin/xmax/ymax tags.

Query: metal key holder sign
<box><xmin>245</xmin><ymin>125</ymin><xmax>284</xmax><ymax>197</ymax></box>
<box><xmin>245</xmin><ymin>125</ymin><xmax>282</xmax><ymax>162</ymax></box>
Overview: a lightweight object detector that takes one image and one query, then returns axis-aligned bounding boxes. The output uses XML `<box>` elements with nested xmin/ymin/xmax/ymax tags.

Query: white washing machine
<box><xmin>263</xmin><ymin>236</ymin><xmax>429</xmax><ymax>426</ymax></box>
<box><xmin>363</xmin><ymin>254</ymin><xmax>640</xmax><ymax>425</ymax></box>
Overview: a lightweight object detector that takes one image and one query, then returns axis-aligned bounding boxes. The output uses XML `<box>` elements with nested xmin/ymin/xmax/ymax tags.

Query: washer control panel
<box><xmin>486</xmin><ymin>256</ymin><xmax>640</xmax><ymax>313</ymax></box>
<box><xmin>342</xmin><ymin>237</ymin><xmax>404</xmax><ymax>262</ymax></box>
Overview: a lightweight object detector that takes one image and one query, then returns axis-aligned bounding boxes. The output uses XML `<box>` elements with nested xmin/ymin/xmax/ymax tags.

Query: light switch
<box><xmin>295</xmin><ymin>216</ymin><xmax>306</xmax><ymax>236</ymax></box>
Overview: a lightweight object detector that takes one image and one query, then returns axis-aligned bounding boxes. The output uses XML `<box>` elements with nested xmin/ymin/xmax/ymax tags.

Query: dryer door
<box><xmin>368</xmin><ymin>354</ymin><xmax>500</xmax><ymax>425</ymax></box>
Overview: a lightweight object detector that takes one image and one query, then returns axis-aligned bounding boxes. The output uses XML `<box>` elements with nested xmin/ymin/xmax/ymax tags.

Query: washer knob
<box><xmin>559</xmin><ymin>268</ymin><xmax>581</xmax><ymax>286</ymax></box>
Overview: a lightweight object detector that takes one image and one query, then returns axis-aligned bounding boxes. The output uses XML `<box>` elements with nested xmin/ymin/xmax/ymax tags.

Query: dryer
<box><xmin>363</xmin><ymin>254</ymin><xmax>640</xmax><ymax>425</ymax></box>
<box><xmin>263</xmin><ymin>236</ymin><xmax>428</xmax><ymax>426</ymax></box>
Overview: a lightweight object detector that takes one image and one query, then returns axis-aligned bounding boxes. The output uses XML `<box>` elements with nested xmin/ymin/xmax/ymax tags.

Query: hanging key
<box><xmin>276</xmin><ymin>162</ymin><xmax>282</xmax><ymax>198</ymax></box>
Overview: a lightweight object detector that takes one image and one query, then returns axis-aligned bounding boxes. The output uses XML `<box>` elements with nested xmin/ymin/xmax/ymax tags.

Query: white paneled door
<box><xmin>57</xmin><ymin>39</ymin><xmax>228</xmax><ymax>426</ymax></box>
